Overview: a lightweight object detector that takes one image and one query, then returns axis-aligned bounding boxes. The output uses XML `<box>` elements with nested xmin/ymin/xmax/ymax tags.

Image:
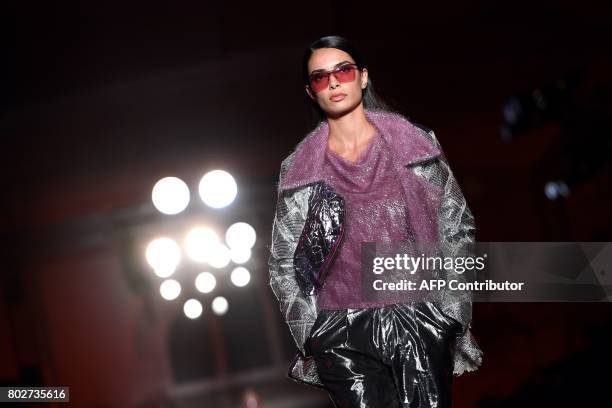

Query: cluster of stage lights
<box><xmin>146</xmin><ymin>170</ymin><xmax>256</xmax><ymax>319</ymax></box>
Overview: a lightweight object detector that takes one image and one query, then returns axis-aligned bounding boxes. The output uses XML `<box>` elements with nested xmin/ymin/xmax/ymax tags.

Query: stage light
<box><xmin>152</xmin><ymin>177</ymin><xmax>190</xmax><ymax>215</ymax></box>
<box><xmin>545</xmin><ymin>180</ymin><xmax>570</xmax><ymax>200</ymax></box>
<box><xmin>195</xmin><ymin>272</ymin><xmax>216</xmax><ymax>293</ymax></box>
<box><xmin>502</xmin><ymin>96</ymin><xmax>523</xmax><ymax>126</ymax></box>
<box><xmin>230</xmin><ymin>246</ymin><xmax>251</xmax><ymax>264</ymax></box>
<box><xmin>225</xmin><ymin>222</ymin><xmax>256</xmax><ymax>249</ymax></box>
<box><xmin>242</xmin><ymin>388</ymin><xmax>261</xmax><ymax>408</ymax></box>
<box><xmin>207</xmin><ymin>242</ymin><xmax>231</xmax><ymax>269</ymax></box>
<box><xmin>160</xmin><ymin>279</ymin><xmax>181</xmax><ymax>300</ymax></box>
<box><xmin>146</xmin><ymin>237</ymin><xmax>181</xmax><ymax>278</ymax></box>
<box><xmin>198</xmin><ymin>170</ymin><xmax>237</xmax><ymax>208</ymax></box>
<box><xmin>183</xmin><ymin>299</ymin><xmax>203</xmax><ymax>319</ymax></box>
<box><xmin>231</xmin><ymin>267</ymin><xmax>250</xmax><ymax>287</ymax></box>
<box><xmin>211</xmin><ymin>296</ymin><xmax>229</xmax><ymax>315</ymax></box>
<box><xmin>185</xmin><ymin>226</ymin><xmax>219</xmax><ymax>263</ymax></box>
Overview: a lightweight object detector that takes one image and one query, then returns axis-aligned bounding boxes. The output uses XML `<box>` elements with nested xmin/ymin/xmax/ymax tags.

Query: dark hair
<box><xmin>302</xmin><ymin>35</ymin><xmax>393</xmax><ymax>125</ymax></box>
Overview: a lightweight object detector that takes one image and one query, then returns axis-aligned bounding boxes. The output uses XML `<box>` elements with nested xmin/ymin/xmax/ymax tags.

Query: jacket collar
<box><xmin>280</xmin><ymin>108</ymin><xmax>441</xmax><ymax>191</ymax></box>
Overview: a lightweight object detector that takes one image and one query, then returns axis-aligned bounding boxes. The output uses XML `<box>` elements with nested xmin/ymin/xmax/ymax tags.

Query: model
<box><xmin>268</xmin><ymin>35</ymin><xmax>483</xmax><ymax>407</ymax></box>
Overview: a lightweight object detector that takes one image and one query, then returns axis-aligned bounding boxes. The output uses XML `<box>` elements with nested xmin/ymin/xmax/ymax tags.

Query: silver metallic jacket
<box><xmin>268</xmin><ymin>108</ymin><xmax>483</xmax><ymax>388</ymax></box>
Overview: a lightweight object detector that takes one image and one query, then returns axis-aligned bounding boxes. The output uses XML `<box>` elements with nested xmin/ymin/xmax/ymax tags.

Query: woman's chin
<box><xmin>322</xmin><ymin>99</ymin><xmax>361</xmax><ymax>118</ymax></box>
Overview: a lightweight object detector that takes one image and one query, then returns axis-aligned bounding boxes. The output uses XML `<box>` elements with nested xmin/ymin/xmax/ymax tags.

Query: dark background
<box><xmin>1</xmin><ymin>1</ymin><xmax>611</xmax><ymax>407</ymax></box>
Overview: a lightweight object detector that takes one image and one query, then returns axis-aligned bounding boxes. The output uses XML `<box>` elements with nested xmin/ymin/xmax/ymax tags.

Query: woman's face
<box><xmin>305</xmin><ymin>48</ymin><xmax>368</xmax><ymax>117</ymax></box>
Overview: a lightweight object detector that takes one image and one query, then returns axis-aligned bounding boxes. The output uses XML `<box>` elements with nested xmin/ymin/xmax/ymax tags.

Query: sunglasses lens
<box><xmin>310</xmin><ymin>74</ymin><xmax>328</xmax><ymax>93</ymax></box>
<box><xmin>335</xmin><ymin>65</ymin><xmax>356</xmax><ymax>83</ymax></box>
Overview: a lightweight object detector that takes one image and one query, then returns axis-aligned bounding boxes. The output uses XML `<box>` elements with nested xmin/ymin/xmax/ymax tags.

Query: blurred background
<box><xmin>1</xmin><ymin>1</ymin><xmax>611</xmax><ymax>407</ymax></box>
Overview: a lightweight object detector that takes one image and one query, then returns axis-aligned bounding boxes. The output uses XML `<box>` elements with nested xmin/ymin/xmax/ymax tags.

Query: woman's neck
<box><xmin>327</xmin><ymin>105</ymin><xmax>376</xmax><ymax>152</ymax></box>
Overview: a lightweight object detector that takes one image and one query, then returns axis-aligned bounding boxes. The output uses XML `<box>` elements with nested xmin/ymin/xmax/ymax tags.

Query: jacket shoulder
<box><xmin>411</xmin><ymin>121</ymin><xmax>432</xmax><ymax>134</ymax></box>
<box><xmin>409</xmin><ymin>121</ymin><xmax>442</xmax><ymax>149</ymax></box>
<box><xmin>278</xmin><ymin>124</ymin><xmax>322</xmax><ymax>185</ymax></box>
<box><xmin>279</xmin><ymin>150</ymin><xmax>297</xmax><ymax>182</ymax></box>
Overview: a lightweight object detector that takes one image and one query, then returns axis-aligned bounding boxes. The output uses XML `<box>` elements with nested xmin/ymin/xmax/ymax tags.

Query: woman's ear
<box><xmin>361</xmin><ymin>68</ymin><xmax>369</xmax><ymax>89</ymax></box>
<box><xmin>305</xmin><ymin>85</ymin><xmax>316</xmax><ymax>100</ymax></box>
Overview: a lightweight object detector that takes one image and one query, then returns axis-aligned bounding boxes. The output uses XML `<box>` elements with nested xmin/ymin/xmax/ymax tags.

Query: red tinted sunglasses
<box><xmin>308</xmin><ymin>63</ymin><xmax>359</xmax><ymax>93</ymax></box>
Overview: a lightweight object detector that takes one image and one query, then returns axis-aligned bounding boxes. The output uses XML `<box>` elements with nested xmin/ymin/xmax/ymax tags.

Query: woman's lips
<box><xmin>330</xmin><ymin>94</ymin><xmax>347</xmax><ymax>102</ymax></box>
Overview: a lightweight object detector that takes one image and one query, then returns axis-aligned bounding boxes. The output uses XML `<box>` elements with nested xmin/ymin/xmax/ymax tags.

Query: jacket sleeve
<box><xmin>268</xmin><ymin>154</ymin><xmax>318</xmax><ymax>358</ymax></box>
<box><xmin>420</xmin><ymin>129</ymin><xmax>484</xmax><ymax>376</ymax></box>
<box><xmin>436</xmin><ymin>151</ymin><xmax>475</xmax><ymax>334</ymax></box>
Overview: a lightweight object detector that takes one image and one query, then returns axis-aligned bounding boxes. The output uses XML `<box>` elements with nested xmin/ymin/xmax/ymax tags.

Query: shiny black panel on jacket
<box><xmin>294</xmin><ymin>182</ymin><xmax>345</xmax><ymax>295</ymax></box>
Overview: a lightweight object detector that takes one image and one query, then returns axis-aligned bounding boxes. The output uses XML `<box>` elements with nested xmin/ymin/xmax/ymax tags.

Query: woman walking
<box><xmin>268</xmin><ymin>35</ymin><xmax>483</xmax><ymax>407</ymax></box>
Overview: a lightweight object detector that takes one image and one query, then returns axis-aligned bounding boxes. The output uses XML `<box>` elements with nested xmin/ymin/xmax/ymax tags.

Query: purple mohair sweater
<box><xmin>316</xmin><ymin>130</ymin><xmax>415</xmax><ymax>310</ymax></box>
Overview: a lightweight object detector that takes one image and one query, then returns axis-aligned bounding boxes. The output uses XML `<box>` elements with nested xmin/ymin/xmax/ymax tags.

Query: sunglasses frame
<box><xmin>308</xmin><ymin>63</ymin><xmax>360</xmax><ymax>93</ymax></box>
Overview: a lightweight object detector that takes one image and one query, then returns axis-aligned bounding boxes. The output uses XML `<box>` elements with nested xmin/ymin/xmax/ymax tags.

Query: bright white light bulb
<box><xmin>183</xmin><ymin>299</ymin><xmax>203</xmax><ymax>319</ymax></box>
<box><xmin>198</xmin><ymin>170</ymin><xmax>237</xmax><ymax>208</ymax></box>
<box><xmin>208</xmin><ymin>243</ymin><xmax>231</xmax><ymax>269</ymax></box>
<box><xmin>230</xmin><ymin>246</ymin><xmax>251</xmax><ymax>264</ymax></box>
<box><xmin>160</xmin><ymin>279</ymin><xmax>181</xmax><ymax>300</ymax></box>
<box><xmin>146</xmin><ymin>237</ymin><xmax>181</xmax><ymax>278</ymax></box>
<box><xmin>225</xmin><ymin>222</ymin><xmax>256</xmax><ymax>249</ymax></box>
<box><xmin>231</xmin><ymin>267</ymin><xmax>251</xmax><ymax>287</ymax></box>
<box><xmin>185</xmin><ymin>226</ymin><xmax>219</xmax><ymax>263</ymax></box>
<box><xmin>211</xmin><ymin>296</ymin><xmax>229</xmax><ymax>315</ymax></box>
<box><xmin>195</xmin><ymin>272</ymin><xmax>216</xmax><ymax>293</ymax></box>
<box><xmin>152</xmin><ymin>177</ymin><xmax>190</xmax><ymax>215</ymax></box>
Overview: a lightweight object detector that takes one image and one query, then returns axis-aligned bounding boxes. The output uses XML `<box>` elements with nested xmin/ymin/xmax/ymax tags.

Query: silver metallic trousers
<box><xmin>304</xmin><ymin>301</ymin><xmax>462</xmax><ymax>408</ymax></box>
